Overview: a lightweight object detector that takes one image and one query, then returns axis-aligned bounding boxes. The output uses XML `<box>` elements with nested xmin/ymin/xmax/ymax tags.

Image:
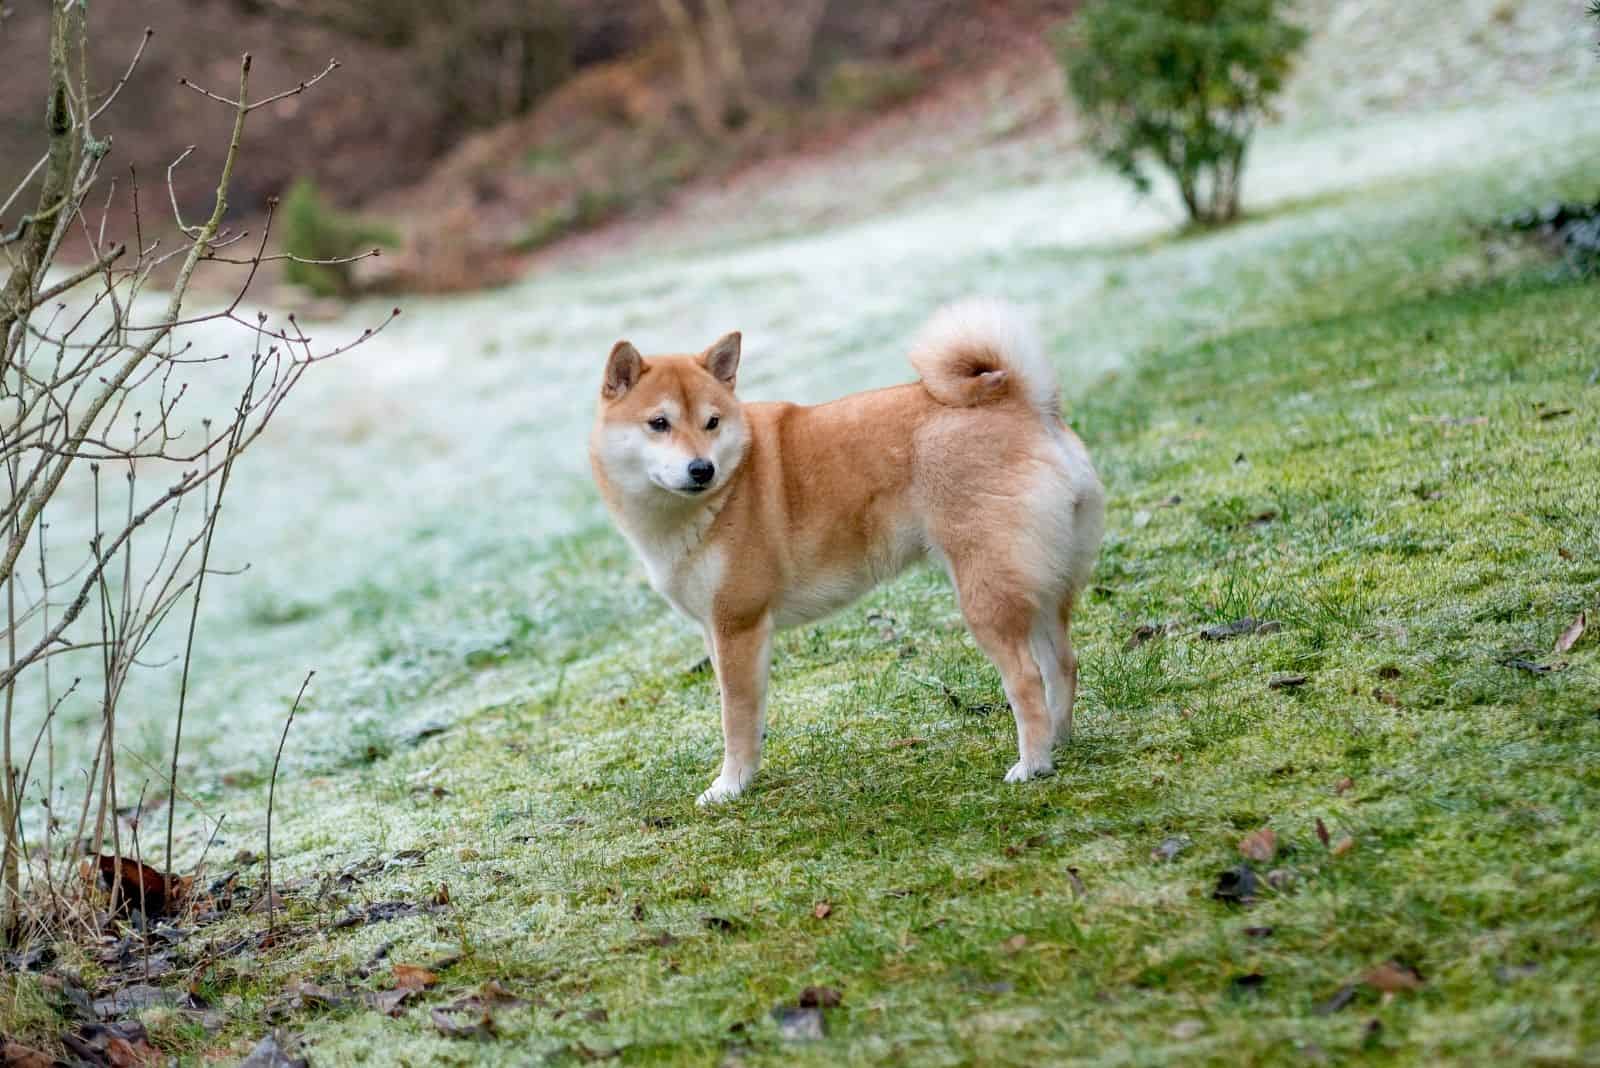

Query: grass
<box><xmin>88</xmin><ymin>152</ymin><xmax>1597</xmax><ymax>1066</ymax></box>
<box><xmin>7</xmin><ymin>88</ymin><xmax>1600</xmax><ymax>1068</ymax></box>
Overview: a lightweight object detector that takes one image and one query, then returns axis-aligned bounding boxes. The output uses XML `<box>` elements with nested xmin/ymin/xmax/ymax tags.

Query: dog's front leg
<box><xmin>697</xmin><ymin>614</ymin><xmax>772</xmax><ymax>806</ymax></box>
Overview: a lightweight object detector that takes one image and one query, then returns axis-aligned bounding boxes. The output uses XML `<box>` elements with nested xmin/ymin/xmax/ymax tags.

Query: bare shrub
<box><xmin>1</xmin><ymin>5</ymin><xmax>389</xmax><ymax>943</ymax></box>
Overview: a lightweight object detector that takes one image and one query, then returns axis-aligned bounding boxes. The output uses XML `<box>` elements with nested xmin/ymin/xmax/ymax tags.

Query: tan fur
<box><xmin>590</xmin><ymin>301</ymin><xmax>1105</xmax><ymax>804</ymax></box>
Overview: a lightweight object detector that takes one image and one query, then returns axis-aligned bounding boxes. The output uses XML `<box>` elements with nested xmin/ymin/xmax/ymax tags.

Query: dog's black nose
<box><xmin>688</xmin><ymin>459</ymin><xmax>715</xmax><ymax>485</ymax></box>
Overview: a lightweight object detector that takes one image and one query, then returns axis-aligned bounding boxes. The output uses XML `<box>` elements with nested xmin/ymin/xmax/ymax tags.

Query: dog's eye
<box><xmin>647</xmin><ymin>416</ymin><xmax>670</xmax><ymax>433</ymax></box>
<box><xmin>705</xmin><ymin>415</ymin><xmax>720</xmax><ymax>431</ymax></box>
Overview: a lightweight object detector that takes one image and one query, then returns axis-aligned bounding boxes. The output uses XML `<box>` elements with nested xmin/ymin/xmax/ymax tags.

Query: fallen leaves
<box><xmin>430</xmin><ymin>1006</ymin><xmax>495</xmax><ymax>1040</ymax></box>
<box><xmin>1500</xmin><ymin>657</ymin><xmax>1564</xmax><ymax>675</ymax></box>
<box><xmin>798</xmin><ymin>986</ymin><xmax>843</xmax><ymax>1009</ymax></box>
<box><xmin>1237</xmin><ymin>827</ymin><xmax>1278</xmax><ymax>863</ymax></box>
<box><xmin>812</xmin><ymin>901</ymin><xmax>833</xmax><ymax>920</ymax></box>
<box><xmin>86</xmin><ymin>856</ymin><xmax>191</xmax><ymax>918</ymax></box>
<box><xmin>427</xmin><ymin>982</ymin><xmax>529</xmax><ymax>1038</ymax></box>
<box><xmin>1315</xmin><ymin>818</ymin><xmax>1331</xmax><ymax>848</ymax></box>
<box><xmin>1317</xmin><ymin>960</ymin><xmax>1426</xmax><ymax>1016</ymax></box>
<box><xmin>1555</xmin><ymin>611</ymin><xmax>1586</xmax><ymax>654</ymax></box>
<box><xmin>1125</xmin><ymin>621</ymin><xmax>1180</xmax><ymax>649</ymax></box>
<box><xmin>0</xmin><ymin>1039</ymin><xmax>54</xmax><ymax>1068</ymax></box>
<box><xmin>1331</xmin><ymin>835</ymin><xmax>1357</xmax><ymax>857</ymax></box>
<box><xmin>330</xmin><ymin>899</ymin><xmax>441</xmax><ymax>929</ymax></box>
<box><xmin>391</xmin><ymin>963</ymin><xmax>439</xmax><ymax>991</ymax></box>
<box><xmin>61</xmin><ymin>1021</ymin><xmax>159</xmax><ymax>1067</ymax></box>
<box><xmin>237</xmin><ymin>1033</ymin><xmax>309</xmax><ymax>1068</ymax></box>
<box><xmin>1363</xmin><ymin>960</ymin><xmax>1425</xmax><ymax>992</ymax></box>
<box><xmin>1212</xmin><ymin>866</ymin><xmax>1257</xmax><ymax>904</ymax></box>
<box><xmin>1199</xmin><ymin>617</ymin><xmax>1283</xmax><ymax>641</ymax></box>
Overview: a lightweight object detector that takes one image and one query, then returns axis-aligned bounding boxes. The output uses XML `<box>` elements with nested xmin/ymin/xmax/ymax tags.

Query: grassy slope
<box><xmin>112</xmin><ymin>140</ymin><xmax>1599</xmax><ymax>1065</ymax></box>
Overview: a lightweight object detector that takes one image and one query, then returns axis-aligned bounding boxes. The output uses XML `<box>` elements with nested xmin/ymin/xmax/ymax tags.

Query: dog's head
<box><xmin>589</xmin><ymin>332</ymin><xmax>749</xmax><ymax>503</ymax></box>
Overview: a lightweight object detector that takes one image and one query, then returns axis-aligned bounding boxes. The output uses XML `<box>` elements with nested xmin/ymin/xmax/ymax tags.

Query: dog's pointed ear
<box><xmin>701</xmin><ymin>331</ymin><xmax>741</xmax><ymax>388</ymax></box>
<box><xmin>602</xmin><ymin>340</ymin><xmax>643</xmax><ymax>399</ymax></box>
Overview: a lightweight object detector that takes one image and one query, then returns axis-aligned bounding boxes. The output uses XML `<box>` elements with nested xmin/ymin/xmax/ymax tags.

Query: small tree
<box><xmin>1054</xmin><ymin>0</ymin><xmax>1308</xmax><ymax>226</ymax></box>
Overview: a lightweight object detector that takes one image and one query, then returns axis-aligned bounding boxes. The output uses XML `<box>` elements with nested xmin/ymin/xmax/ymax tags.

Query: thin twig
<box><xmin>265</xmin><ymin>671</ymin><xmax>313</xmax><ymax>939</ymax></box>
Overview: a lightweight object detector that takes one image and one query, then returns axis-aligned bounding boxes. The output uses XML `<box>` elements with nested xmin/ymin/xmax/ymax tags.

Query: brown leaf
<box><xmin>1555</xmin><ymin>611</ymin><xmax>1586</xmax><ymax>654</ymax></box>
<box><xmin>431</xmin><ymin>1007</ymin><xmax>495</xmax><ymax>1039</ymax></box>
<box><xmin>392</xmin><ymin>963</ymin><xmax>439</xmax><ymax>992</ymax></box>
<box><xmin>90</xmin><ymin>855</ymin><xmax>189</xmax><ymax>917</ymax></box>
<box><xmin>433</xmin><ymin>882</ymin><xmax>451</xmax><ymax>907</ymax></box>
<box><xmin>1238</xmin><ymin>827</ymin><xmax>1278</xmax><ymax>863</ymax></box>
<box><xmin>798</xmin><ymin>985</ymin><xmax>843</xmax><ymax>1009</ymax></box>
<box><xmin>1315</xmin><ymin>818</ymin><xmax>1331</xmax><ymax>848</ymax></box>
<box><xmin>367</xmin><ymin>988</ymin><xmax>416</xmax><ymax>1017</ymax></box>
<box><xmin>1331</xmin><ymin>835</ymin><xmax>1356</xmax><ymax>857</ymax></box>
<box><xmin>1558</xmin><ymin>546</ymin><xmax>1574</xmax><ymax>561</ymax></box>
<box><xmin>888</xmin><ymin>737</ymin><xmax>925</xmax><ymax>749</ymax></box>
<box><xmin>1</xmin><ymin>1039</ymin><xmax>55</xmax><ymax>1068</ymax></box>
<box><xmin>1363</xmin><ymin>960</ymin><xmax>1424</xmax><ymax>992</ymax></box>
<box><xmin>1335</xmin><ymin>777</ymin><xmax>1354</xmax><ymax>795</ymax></box>
<box><xmin>812</xmin><ymin>901</ymin><xmax>832</xmax><ymax>920</ymax></box>
<box><xmin>1371</xmin><ymin>688</ymin><xmax>1400</xmax><ymax>707</ymax></box>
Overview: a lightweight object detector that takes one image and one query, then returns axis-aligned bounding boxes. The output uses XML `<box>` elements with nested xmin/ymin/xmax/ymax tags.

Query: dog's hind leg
<box><xmin>954</xmin><ymin>573</ymin><xmax>1056</xmax><ymax>783</ymax></box>
<box><xmin>1032</xmin><ymin>602</ymin><xmax>1077</xmax><ymax>745</ymax></box>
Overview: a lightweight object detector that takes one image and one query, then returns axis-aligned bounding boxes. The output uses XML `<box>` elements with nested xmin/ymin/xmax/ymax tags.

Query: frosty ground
<box><xmin>7</xmin><ymin>2</ymin><xmax>1599</xmax><ymax>1065</ymax></box>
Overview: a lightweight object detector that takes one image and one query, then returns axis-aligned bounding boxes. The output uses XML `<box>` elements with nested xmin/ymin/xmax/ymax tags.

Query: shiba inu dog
<box><xmin>590</xmin><ymin>300</ymin><xmax>1105</xmax><ymax>805</ymax></box>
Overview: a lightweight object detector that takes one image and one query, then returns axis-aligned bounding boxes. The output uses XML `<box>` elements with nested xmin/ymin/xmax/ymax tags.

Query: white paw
<box><xmin>696</xmin><ymin>774</ymin><xmax>747</xmax><ymax>806</ymax></box>
<box><xmin>1004</xmin><ymin>758</ymin><xmax>1054</xmax><ymax>784</ymax></box>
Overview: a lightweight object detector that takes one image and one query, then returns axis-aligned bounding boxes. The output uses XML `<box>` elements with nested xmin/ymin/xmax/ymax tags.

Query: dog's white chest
<box><xmin>625</xmin><ymin>512</ymin><xmax>724</xmax><ymax>625</ymax></box>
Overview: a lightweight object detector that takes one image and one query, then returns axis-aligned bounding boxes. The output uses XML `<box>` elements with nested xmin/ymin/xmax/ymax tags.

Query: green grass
<box><xmin>10</xmin><ymin>110</ymin><xmax>1600</xmax><ymax>1068</ymax></box>
<box><xmin>147</xmin><ymin>176</ymin><xmax>1600</xmax><ymax>1065</ymax></box>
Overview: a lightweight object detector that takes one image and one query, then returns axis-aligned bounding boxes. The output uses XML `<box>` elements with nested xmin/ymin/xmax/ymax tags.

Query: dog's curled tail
<box><xmin>908</xmin><ymin>298</ymin><xmax>1060</xmax><ymax>418</ymax></box>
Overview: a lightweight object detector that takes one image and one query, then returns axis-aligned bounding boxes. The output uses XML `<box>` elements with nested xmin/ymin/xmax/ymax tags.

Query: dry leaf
<box><xmin>433</xmin><ymin>882</ymin><xmax>451</xmax><ymax>907</ymax></box>
<box><xmin>1</xmin><ymin>1039</ymin><xmax>55</xmax><ymax>1068</ymax></box>
<box><xmin>812</xmin><ymin>901</ymin><xmax>832</xmax><ymax>920</ymax></box>
<box><xmin>1315</xmin><ymin>818</ymin><xmax>1331</xmax><ymax>848</ymax></box>
<box><xmin>1363</xmin><ymin>961</ymin><xmax>1424</xmax><ymax>992</ymax></box>
<box><xmin>88</xmin><ymin>855</ymin><xmax>190</xmax><ymax>917</ymax></box>
<box><xmin>392</xmin><ymin>964</ymin><xmax>439</xmax><ymax>992</ymax></box>
<box><xmin>1238</xmin><ymin>827</ymin><xmax>1278</xmax><ymax>863</ymax></box>
<box><xmin>1555</xmin><ymin>611</ymin><xmax>1586</xmax><ymax>654</ymax></box>
<box><xmin>798</xmin><ymin>986</ymin><xmax>843</xmax><ymax>1009</ymax></box>
<box><xmin>889</xmin><ymin>737</ymin><xmax>925</xmax><ymax>749</ymax></box>
<box><xmin>1213</xmin><ymin>866</ymin><xmax>1257</xmax><ymax>904</ymax></box>
<box><xmin>1002</xmin><ymin>934</ymin><xmax>1029</xmax><ymax>953</ymax></box>
<box><xmin>1335</xmin><ymin>777</ymin><xmax>1354</xmax><ymax>795</ymax></box>
<box><xmin>431</xmin><ymin>1007</ymin><xmax>494</xmax><ymax>1040</ymax></box>
<box><xmin>367</xmin><ymin>988</ymin><xmax>415</xmax><ymax>1017</ymax></box>
<box><xmin>1331</xmin><ymin>835</ymin><xmax>1356</xmax><ymax>856</ymax></box>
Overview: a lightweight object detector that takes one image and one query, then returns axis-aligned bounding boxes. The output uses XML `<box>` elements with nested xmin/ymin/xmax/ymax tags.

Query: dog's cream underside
<box><xmin>590</xmin><ymin>301</ymin><xmax>1106</xmax><ymax>804</ymax></box>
